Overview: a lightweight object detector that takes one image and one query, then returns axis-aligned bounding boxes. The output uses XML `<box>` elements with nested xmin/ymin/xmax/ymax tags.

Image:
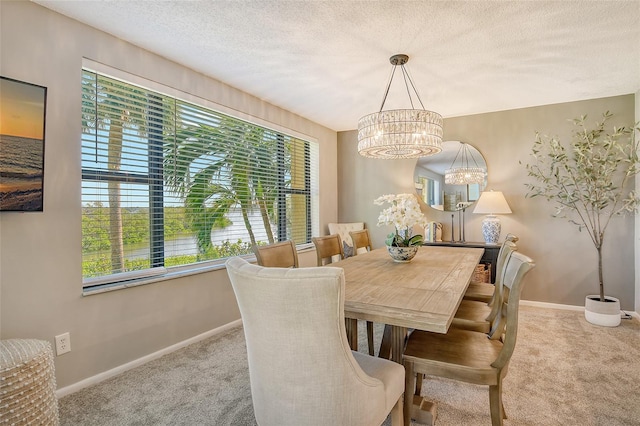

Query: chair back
<box><xmin>312</xmin><ymin>234</ymin><xmax>344</xmax><ymax>266</ymax></box>
<box><xmin>492</xmin><ymin>234</ymin><xmax>518</xmax><ymax>284</ymax></box>
<box><xmin>483</xmin><ymin>239</ymin><xmax>519</xmax><ymax>325</ymax></box>
<box><xmin>328</xmin><ymin>222</ymin><xmax>364</xmax><ymax>248</ymax></box>
<box><xmin>349</xmin><ymin>229</ymin><xmax>372</xmax><ymax>255</ymax></box>
<box><xmin>225</xmin><ymin>257</ymin><xmax>391</xmax><ymax>425</ymax></box>
<box><xmin>489</xmin><ymin>251</ymin><xmax>535</xmax><ymax>368</ymax></box>
<box><xmin>253</xmin><ymin>240</ymin><xmax>299</xmax><ymax>268</ymax></box>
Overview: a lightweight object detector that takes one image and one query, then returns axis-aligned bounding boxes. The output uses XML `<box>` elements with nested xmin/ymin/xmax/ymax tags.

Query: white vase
<box><xmin>584</xmin><ymin>295</ymin><xmax>621</xmax><ymax>327</ymax></box>
<box><xmin>386</xmin><ymin>246</ymin><xmax>418</xmax><ymax>262</ymax></box>
<box><xmin>481</xmin><ymin>215</ymin><xmax>501</xmax><ymax>245</ymax></box>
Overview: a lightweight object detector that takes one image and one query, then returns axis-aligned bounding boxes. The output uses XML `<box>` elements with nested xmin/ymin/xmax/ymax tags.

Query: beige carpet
<box><xmin>59</xmin><ymin>306</ymin><xmax>640</xmax><ymax>425</ymax></box>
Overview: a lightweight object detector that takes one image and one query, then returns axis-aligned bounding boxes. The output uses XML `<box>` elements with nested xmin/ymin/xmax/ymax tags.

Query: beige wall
<box><xmin>0</xmin><ymin>1</ymin><xmax>337</xmax><ymax>388</ymax></box>
<box><xmin>339</xmin><ymin>95</ymin><xmax>636</xmax><ymax>310</ymax></box>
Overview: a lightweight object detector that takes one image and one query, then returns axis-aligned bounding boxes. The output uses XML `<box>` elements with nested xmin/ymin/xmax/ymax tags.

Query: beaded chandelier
<box><xmin>444</xmin><ymin>142</ymin><xmax>487</xmax><ymax>185</ymax></box>
<box><xmin>357</xmin><ymin>54</ymin><xmax>443</xmax><ymax>159</ymax></box>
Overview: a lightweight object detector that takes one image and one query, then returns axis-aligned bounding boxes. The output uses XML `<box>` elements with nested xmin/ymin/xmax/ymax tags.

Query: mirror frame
<box><xmin>414</xmin><ymin>140</ymin><xmax>487</xmax><ymax>212</ymax></box>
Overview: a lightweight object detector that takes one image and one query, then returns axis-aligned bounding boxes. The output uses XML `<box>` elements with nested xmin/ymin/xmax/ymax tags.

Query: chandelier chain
<box><xmin>378</xmin><ymin>65</ymin><xmax>399</xmax><ymax>112</ymax></box>
<box><xmin>401</xmin><ymin>65</ymin><xmax>426</xmax><ymax>110</ymax></box>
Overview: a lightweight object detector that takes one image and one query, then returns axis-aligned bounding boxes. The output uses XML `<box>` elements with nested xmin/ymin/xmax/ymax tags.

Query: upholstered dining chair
<box><xmin>328</xmin><ymin>222</ymin><xmax>364</xmax><ymax>258</ymax></box>
<box><xmin>226</xmin><ymin>257</ymin><xmax>405</xmax><ymax>426</ymax></box>
<box><xmin>253</xmin><ymin>240</ymin><xmax>299</xmax><ymax>268</ymax></box>
<box><xmin>348</xmin><ymin>229</ymin><xmax>376</xmax><ymax>356</ymax></box>
<box><xmin>402</xmin><ymin>250</ymin><xmax>535</xmax><ymax>426</ymax></box>
<box><xmin>464</xmin><ymin>234</ymin><xmax>519</xmax><ymax>303</ymax></box>
<box><xmin>451</xmin><ymin>239</ymin><xmax>518</xmax><ymax>333</ymax></box>
<box><xmin>312</xmin><ymin>234</ymin><xmax>345</xmax><ymax>266</ymax></box>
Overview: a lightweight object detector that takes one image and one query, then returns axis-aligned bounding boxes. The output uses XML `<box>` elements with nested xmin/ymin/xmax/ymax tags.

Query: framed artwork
<box><xmin>0</xmin><ymin>76</ymin><xmax>47</xmax><ymax>212</ymax></box>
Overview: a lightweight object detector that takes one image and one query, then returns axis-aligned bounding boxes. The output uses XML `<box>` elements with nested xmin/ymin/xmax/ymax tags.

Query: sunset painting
<box><xmin>0</xmin><ymin>77</ymin><xmax>47</xmax><ymax>211</ymax></box>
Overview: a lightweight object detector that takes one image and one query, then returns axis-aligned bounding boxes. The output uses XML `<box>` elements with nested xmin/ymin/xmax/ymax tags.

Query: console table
<box><xmin>422</xmin><ymin>241</ymin><xmax>500</xmax><ymax>283</ymax></box>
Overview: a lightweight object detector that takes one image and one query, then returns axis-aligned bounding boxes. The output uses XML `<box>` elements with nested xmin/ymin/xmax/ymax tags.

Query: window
<box><xmin>81</xmin><ymin>69</ymin><xmax>319</xmax><ymax>288</ymax></box>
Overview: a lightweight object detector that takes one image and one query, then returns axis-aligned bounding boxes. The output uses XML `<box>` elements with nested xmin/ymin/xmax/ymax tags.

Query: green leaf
<box><xmin>407</xmin><ymin>234</ymin><xmax>424</xmax><ymax>246</ymax></box>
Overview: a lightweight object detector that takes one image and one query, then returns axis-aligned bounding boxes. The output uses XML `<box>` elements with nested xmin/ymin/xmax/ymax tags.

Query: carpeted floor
<box><xmin>59</xmin><ymin>306</ymin><xmax>640</xmax><ymax>425</ymax></box>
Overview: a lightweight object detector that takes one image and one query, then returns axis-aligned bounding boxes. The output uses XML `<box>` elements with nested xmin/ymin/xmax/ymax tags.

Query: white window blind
<box><xmin>81</xmin><ymin>69</ymin><xmax>319</xmax><ymax>287</ymax></box>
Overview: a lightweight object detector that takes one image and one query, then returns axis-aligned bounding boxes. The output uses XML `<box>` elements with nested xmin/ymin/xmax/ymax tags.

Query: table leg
<box><xmin>390</xmin><ymin>325</ymin><xmax>407</xmax><ymax>364</ymax></box>
<box><xmin>378</xmin><ymin>324</ymin><xmax>392</xmax><ymax>360</ymax></box>
<box><xmin>345</xmin><ymin>318</ymin><xmax>358</xmax><ymax>351</ymax></box>
<box><xmin>410</xmin><ymin>396</ymin><xmax>437</xmax><ymax>426</ymax></box>
<box><xmin>406</xmin><ymin>355</ymin><xmax>436</xmax><ymax>426</ymax></box>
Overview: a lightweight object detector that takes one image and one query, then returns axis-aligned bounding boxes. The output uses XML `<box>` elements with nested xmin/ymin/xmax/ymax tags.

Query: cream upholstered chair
<box><xmin>226</xmin><ymin>257</ymin><xmax>404</xmax><ymax>426</ymax></box>
<box><xmin>451</xmin><ymin>239</ymin><xmax>518</xmax><ymax>333</ymax></box>
<box><xmin>464</xmin><ymin>234</ymin><xmax>519</xmax><ymax>303</ymax></box>
<box><xmin>253</xmin><ymin>240</ymin><xmax>299</xmax><ymax>268</ymax></box>
<box><xmin>312</xmin><ymin>234</ymin><xmax>345</xmax><ymax>266</ymax></box>
<box><xmin>349</xmin><ymin>229</ymin><xmax>376</xmax><ymax>356</ymax></box>
<box><xmin>403</xmin><ymin>251</ymin><xmax>535</xmax><ymax>426</ymax></box>
<box><xmin>328</xmin><ymin>222</ymin><xmax>364</xmax><ymax>257</ymax></box>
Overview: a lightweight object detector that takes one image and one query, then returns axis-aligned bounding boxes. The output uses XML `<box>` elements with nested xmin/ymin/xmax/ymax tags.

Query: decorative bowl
<box><xmin>386</xmin><ymin>245</ymin><xmax>419</xmax><ymax>263</ymax></box>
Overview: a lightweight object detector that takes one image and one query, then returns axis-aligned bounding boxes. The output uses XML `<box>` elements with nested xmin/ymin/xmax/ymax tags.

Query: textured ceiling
<box><xmin>34</xmin><ymin>0</ymin><xmax>640</xmax><ymax>131</ymax></box>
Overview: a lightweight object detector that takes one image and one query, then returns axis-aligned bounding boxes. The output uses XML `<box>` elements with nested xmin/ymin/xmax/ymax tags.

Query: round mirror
<box><xmin>414</xmin><ymin>141</ymin><xmax>487</xmax><ymax>211</ymax></box>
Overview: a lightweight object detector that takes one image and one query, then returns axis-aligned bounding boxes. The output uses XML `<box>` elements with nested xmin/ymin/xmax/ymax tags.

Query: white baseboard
<box><xmin>520</xmin><ymin>299</ymin><xmax>640</xmax><ymax>320</ymax></box>
<box><xmin>520</xmin><ymin>299</ymin><xmax>584</xmax><ymax>311</ymax></box>
<box><xmin>55</xmin><ymin>319</ymin><xmax>243</xmax><ymax>398</ymax></box>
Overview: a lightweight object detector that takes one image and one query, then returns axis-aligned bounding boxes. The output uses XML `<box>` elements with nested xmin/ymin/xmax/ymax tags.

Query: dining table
<box><xmin>333</xmin><ymin>245</ymin><xmax>484</xmax><ymax>363</ymax></box>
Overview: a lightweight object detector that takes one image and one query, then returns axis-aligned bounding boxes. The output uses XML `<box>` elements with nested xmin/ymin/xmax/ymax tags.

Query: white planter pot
<box><xmin>584</xmin><ymin>295</ymin><xmax>621</xmax><ymax>327</ymax></box>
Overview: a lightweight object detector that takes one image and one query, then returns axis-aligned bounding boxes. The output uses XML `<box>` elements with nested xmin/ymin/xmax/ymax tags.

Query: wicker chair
<box><xmin>312</xmin><ymin>234</ymin><xmax>345</xmax><ymax>266</ymax></box>
<box><xmin>349</xmin><ymin>229</ymin><xmax>372</xmax><ymax>254</ymax></box>
<box><xmin>253</xmin><ymin>240</ymin><xmax>299</xmax><ymax>268</ymax></box>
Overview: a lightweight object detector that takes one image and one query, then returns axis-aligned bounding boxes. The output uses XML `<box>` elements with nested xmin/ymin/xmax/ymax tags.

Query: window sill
<box><xmin>82</xmin><ymin>243</ymin><xmax>315</xmax><ymax>296</ymax></box>
<box><xmin>82</xmin><ymin>259</ymin><xmax>235</xmax><ymax>296</ymax></box>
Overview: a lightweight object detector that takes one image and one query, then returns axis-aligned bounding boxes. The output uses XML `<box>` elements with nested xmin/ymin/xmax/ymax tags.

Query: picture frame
<box><xmin>0</xmin><ymin>76</ymin><xmax>47</xmax><ymax>212</ymax></box>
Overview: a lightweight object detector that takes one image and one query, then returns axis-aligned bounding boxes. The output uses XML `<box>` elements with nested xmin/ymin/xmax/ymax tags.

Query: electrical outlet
<box><xmin>55</xmin><ymin>332</ymin><xmax>71</xmax><ymax>356</ymax></box>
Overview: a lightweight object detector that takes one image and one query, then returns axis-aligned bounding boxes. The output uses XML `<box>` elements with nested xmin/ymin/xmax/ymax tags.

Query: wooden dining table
<box><xmin>333</xmin><ymin>245</ymin><xmax>484</xmax><ymax>363</ymax></box>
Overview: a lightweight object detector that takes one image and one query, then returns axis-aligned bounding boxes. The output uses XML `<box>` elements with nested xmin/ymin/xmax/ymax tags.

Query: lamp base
<box><xmin>481</xmin><ymin>215</ymin><xmax>501</xmax><ymax>245</ymax></box>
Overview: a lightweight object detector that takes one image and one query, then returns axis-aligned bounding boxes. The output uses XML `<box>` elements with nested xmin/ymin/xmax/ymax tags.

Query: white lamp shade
<box><xmin>472</xmin><ymin>191</ymin><xmax>512</xmax><ymax>215</ymax></box>
<box><xmin>473</xmin><ymin>191</ymin><xmax>512</xmax><ymax>245</ymax></box>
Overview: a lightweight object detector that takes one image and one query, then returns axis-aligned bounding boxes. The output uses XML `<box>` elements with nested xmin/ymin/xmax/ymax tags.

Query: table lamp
<box><xmin>472</xmin><ymin>190</ymin><xmax>512</xmax><ymax>244</ymax></box>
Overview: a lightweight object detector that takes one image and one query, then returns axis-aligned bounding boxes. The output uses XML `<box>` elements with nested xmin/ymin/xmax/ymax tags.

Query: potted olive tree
<box><xmin>525</xmin><ymin>112</ymin><xmax>640</xmax><ymax>326</ymax></box>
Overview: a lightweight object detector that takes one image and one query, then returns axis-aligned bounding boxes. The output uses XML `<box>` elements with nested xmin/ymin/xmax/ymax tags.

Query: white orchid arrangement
<box><xmin>374</xmin><ymin>193</ymin><xmax>428</xmax><ymax>247</ymax></box>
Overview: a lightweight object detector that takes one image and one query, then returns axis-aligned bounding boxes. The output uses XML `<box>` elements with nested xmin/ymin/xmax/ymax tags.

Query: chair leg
<box><xmin>403</xmin><ymin>360</ymin><xmax>415</xmax><ymax>426</ymax></box>
<box><xmin>390</xmin><ymin>396</ymin><xmax>404</xmax><ymax>426</ymax></box>
<box><xmin>489</xmin><ymin>381</ymin><xmax>504</xmax><ymax>426</ymax></box>
<box><xmin>367</xmin><ymin>321</ymin><xmax>375</xmax><ymax>356</ymax></box>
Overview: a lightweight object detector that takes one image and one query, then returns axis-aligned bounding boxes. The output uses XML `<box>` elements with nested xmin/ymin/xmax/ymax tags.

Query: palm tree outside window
<box><xmin>81</xmin><ymin>69</ymin><xmax>318</xmax><ymax>288</ymax></box>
